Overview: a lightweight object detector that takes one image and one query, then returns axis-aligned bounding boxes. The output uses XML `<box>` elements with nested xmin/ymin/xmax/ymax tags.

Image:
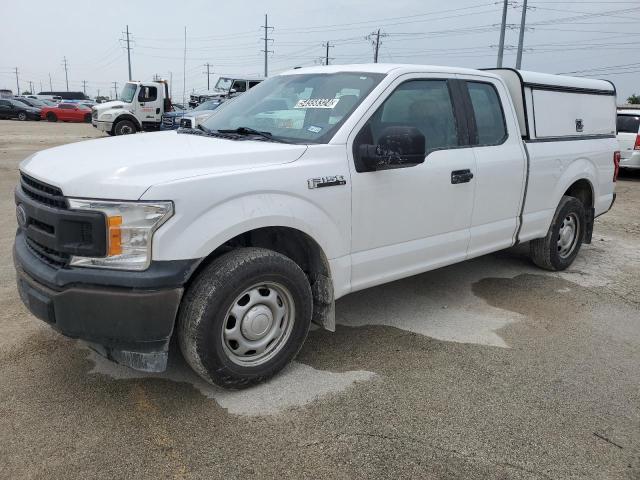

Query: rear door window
<box><xmin>617</xmin><ymin>114</ymin><xmax>640</xmax><ymax>133</ymax></box>
<box><xmin>466</xmin><ymin>82</ymin><xmax>507</xmax><ymax>146</ymax></box>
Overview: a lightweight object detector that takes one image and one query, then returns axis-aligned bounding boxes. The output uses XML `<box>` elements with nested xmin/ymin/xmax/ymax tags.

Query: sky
<box><xmin>1</xmin><ymin>0</ymin><xmax>639</xmax><ymax>103</ymax></box>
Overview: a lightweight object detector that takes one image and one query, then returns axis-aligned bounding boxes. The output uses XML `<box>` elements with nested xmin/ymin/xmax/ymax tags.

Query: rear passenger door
<box><xmin>348</xmin><ymin>75</ymin><xmax>477</xmax><ymax>291</ymax></box>
<box><xmin>457</xmin><ymin>75</ymin><xmax>527</xmax><ymax>257</ymax></box>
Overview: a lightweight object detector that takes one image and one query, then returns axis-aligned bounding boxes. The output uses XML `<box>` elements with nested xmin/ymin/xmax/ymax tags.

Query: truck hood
<box><xmin>20</xmin><ymin>131</ymin><xmax>308</xmax><ymax>200</ymax></box>
<box><xmin>93</xmin><ymin>101</ymin><xmax>131</xmax><ymax>113</ymax></box>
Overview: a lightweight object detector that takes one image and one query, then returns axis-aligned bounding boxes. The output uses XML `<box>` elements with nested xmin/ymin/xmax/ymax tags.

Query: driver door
<box><xmin>136</xmin><ymin>85</ymin><xmax>163</xmax><ymax>123</ymax></box>
<box><xmin>348</xmin><ymin>75</ymin><xmax>477</xmax><ymax>292</ymax></box>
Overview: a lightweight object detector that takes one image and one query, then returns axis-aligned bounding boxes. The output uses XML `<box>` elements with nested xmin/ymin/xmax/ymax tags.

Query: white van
<box><xmin>616</xmin><ymin>108</ymin><xmax>640</xmax><ymax>170</ymax></box>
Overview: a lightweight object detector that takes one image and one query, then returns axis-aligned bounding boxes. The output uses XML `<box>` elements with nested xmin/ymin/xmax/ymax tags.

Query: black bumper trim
<box><xmin>16</xmin><ymin>263</ymin><xmax>183</xmax><ymax>350</ymax></box>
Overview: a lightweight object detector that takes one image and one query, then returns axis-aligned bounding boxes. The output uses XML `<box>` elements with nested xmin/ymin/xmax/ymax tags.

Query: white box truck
<box><xmin>14</xmin><ymin>64</ymin><xmax>618</xmax><ymax>388</ymax></box>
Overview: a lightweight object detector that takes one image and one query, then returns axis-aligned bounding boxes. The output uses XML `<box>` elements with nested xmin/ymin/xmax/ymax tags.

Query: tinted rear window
<box><xmin>617</xmin><ymin>114</ymin><xmax>640</xmax><ymax>134</ymax></box>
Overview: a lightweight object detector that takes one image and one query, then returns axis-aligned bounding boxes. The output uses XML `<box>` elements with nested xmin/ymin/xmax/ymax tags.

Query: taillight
<box><xmin>634</xmin><ymin>134</ymin><xmax>640</xmax><ymax>150</ymax></box>
<box><xmin>613</xmin><ymin>151</ymin><xmax>620</xmax><ymax>182</ymax></box>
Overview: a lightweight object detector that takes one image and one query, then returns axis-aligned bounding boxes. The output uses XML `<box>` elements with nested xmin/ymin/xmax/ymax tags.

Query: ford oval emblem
<box><xmin>16</xmin><ymin>204</ymin><xmax>27</xmax><ymax>228</ymax></box>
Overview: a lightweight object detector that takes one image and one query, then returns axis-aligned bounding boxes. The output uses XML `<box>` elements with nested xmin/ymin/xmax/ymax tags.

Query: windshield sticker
<box><xmin>294</xmin><ymin>98</ymin><xmax>339</xmax><ymax>109</ymax></box>
<box><xmin>308</xmin><ymin>125</ymin><xmax>322</xmax><ymax>133</ymax></box>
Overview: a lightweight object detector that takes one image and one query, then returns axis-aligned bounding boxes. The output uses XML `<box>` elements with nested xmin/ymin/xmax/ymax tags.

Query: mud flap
<box><xmin>310</xmin><ymin>273</ymin><xmax>335</xmax><ymax>332</ymax></box>
<box><xmin>584</xmin><ymin>207</ymin><xmax>594</xmax><ymax>244</ymax></box>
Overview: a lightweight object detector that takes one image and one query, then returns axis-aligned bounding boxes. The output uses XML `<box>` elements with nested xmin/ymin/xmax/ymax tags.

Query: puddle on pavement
<box><xmin>336</xmin><ymin>259</ymin><xmax>526</xmax><ymax>349</ymax></box>
<box><xmin>86</xmin><ymin>349</ymin><xmax>375</xmax><ymax>416</ymax></box>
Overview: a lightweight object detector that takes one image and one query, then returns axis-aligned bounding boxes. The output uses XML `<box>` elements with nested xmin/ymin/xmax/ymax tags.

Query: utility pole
<box><xmin>497</xmin><ymin>0</ymin><xmax>509</xmax><ymax>68</ymax></box>
<box><xmin>515</xmin><ymin>0</ymin><xmax>528</xmax><ymax>69</ymax></box>
<box><xmin>125</xmin><ymin>25</ymin><xmax>133</xmax><ymax>80</ymax></box>
<box><xmin>82</xmin><ymin>80</ymin><xmax>88</xmax><ymax>95</ymax></box>
<box><xmin>62</xmin><ymin>56</ymin><xmax>69</xmax><ymax>91</ymax></box>
<box><xmin>39</xmin><ymin>81</ymin><xmax>43</xmax><ymax>93</ymax></box>
<box><xmin>374</xmin><ymin>29</ymin><xmax>381</xmax><ymax>63</ymax></box>
<box><xmin>261</xmin><ymin>14</ymin><xmax>274</xmax><ymax>77</ymax></box>
<box><xmin>323</xmin><ymin>41</ymin><xmax>333</xmax><ymax>66</ymax></box>
<box><xmin>367</xmin><ymin>30</ymin><xmax>386</xmax><ymax>63</ymax></box>
<box><xmin>29</xmin><ymin>81</ymin><xmax>34</xmax><ymax>94</ymax></box>
<box><xmin>14</xmin><ymin>68</ymin><xmax>20</xmax><ymax>95</ymax></box>
<box><xmin>203</xmin><ymin>63</ymin><xmax>213</xmax><ymax>90</ymax></box>
<box><xmin>48</xmin><ymin>73</ymin><xmax>52</xmax><ymax>91</ymax></box>
<box><xmin>183</xmin><ymin>26</ymin><xmax>187</xmax><ymax>107</ymax></box>
<box><xmin>112</xmin><ymin>81</ymin><xmax>118</xmax><ymax>100</ymax></box>
<box><xmin>169</xmin><ymin>71</ymin><xmax>173</xmax><ymax>98</ymax></box>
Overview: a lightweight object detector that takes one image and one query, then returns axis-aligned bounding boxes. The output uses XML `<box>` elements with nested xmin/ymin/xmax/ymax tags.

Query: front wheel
<box><xmin>84</xmin><ymin>113</ymin><xmax>91</xmax><ymax>123</ymax></box>
<box><xmin>113</xmin><ymin>119</ymin><xmax>136</xmax><ymax>135</ymax></box>
<box><xmin>178</xmin><ymin>248</ymin><xmax>312</xmax><ymax>389</ymax></box>
<box><xmin>530</xmin><ymin>195</ymin><xmax>585</xmax><ymax>271</ymax></box>
<box><xmin>46</xmin><ymin>112</ymin><xmax>57</xmax><ymax>122</ymax></box>
<box><xmin>17</xmin><ymin>112</ymin><xmax>27</xmax><ymax>121</ymax></box>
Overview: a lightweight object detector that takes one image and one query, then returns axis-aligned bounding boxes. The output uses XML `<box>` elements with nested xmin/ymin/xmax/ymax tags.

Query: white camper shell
<box><xmin>487</xmin><ymin>69</ymin><xmax>616</xmax><ymax>141</ymax></box>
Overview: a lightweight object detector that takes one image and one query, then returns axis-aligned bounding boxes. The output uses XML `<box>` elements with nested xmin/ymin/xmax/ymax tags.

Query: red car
<box><xmin>41</xmin><ymin>103</ymin><xmax>92</xmax><ymax>123</ymax></box>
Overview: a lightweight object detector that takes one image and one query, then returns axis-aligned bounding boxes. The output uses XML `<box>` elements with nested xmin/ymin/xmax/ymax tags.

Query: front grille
<box><xmin>162</xmin><ymin>115</ymin><xmax>174</xmax><ymax>127</ymax></box>
<box><xmin>20</xmin><ymin>173</ymin><xmax>67</xmax><ymax>209</ymax></box>
<box><xmin>25</xmin><ymin>237</ymin><xmax>69</xmax><ymax>268</ymax></box>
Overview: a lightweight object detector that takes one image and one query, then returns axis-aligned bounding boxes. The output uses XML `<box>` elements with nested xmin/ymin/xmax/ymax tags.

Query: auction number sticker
<box><xmin>294</xmin><ymin>98</ymin><xmax>339</xmax><ymax>109</ymax></box>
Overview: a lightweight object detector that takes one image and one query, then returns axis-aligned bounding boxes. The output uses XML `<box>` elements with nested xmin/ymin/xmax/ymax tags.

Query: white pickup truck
<box><xmin>14</xmin><ymin>64</ymin><xmax>618</xmax><ymax>388</ymax></box>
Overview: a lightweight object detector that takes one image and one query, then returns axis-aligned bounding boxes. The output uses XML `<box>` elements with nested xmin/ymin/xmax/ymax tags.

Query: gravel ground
<box><xmin>1</xmin><ymin>120</ymin><xmax>639</xmax><ymax>479</ymax></box>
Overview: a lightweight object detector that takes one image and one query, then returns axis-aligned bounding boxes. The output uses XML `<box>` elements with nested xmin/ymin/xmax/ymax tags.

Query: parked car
<box><xmin>161</xmin><ymin>99</ymin><xmax>222</xmax><ymax>130</ymax></box>
<box><xmin>616</xmin><ymin>108</ymin><xmax>640</xmax><ymax>170</ymax></box>
<box><xmin>0</xmin><ymin>89</ymin><xmax>14</xmax><ymax>99</ymax></box>
<box><xmin>0</xmin><ymin>98</ymin><xmax>41</xmax><ymax>120</ymax></box>
<box><xmin>15</xmin><ymin>97</ymin><xmax>48</xmax><ymax>109</ymax></box>
<box><xmin>41</xmin><ymin>102</ymin><xmax>92</xmax><ymax>122</ymax></box>
<box><xmin>37</xmin><ymin>91</ymin><xmax>88</xmax><ymax>101</ymax></box>
<box><xmin>14</xmin><ymin>64</ymin><xmax>618</xmax><ymax>388</ymax></box>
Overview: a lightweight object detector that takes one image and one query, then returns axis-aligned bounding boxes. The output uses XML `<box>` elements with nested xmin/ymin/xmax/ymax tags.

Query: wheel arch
<box><xmin>187</xmin><ymin>225</ymin><xmax>336</xmax><ymax>331</ymax></box>
<box><xmin>113</xmin><ymin>113</ymin><xmax>141</xmax><ymax>131</ymax></box>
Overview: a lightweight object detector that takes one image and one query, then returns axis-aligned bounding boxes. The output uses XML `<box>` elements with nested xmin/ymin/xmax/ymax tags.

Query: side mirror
<box><xmin>358</xmin><ymin>126</ymin><xmax>426</xmax><ymax>171</ymax></box>
<box><xmin>229</xmin><ymin>88</ymin><xmax>237</xmax><ymax>94</ymax></box>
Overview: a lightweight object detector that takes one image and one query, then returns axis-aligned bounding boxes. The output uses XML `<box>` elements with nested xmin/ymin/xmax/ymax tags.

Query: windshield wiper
<box><xmin>216</xmin><ymin>127</ymin><xmax>290</xmax><ymax>143</ymax></box>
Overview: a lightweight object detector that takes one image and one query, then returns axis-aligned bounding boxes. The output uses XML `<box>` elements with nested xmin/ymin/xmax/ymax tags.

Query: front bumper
<box><xmin>14</xmin><ymin>230</ymin><xmax>200</xmax><ymax>372</ymax></box>
<box><xmin>92</xmin><ymin>119</ymin><xmax>113</xmax><ymax>132</ymax></box>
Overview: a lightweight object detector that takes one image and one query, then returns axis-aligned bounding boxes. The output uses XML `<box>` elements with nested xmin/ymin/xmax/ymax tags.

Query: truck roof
<box><xmin>281</xmin><ymin>63</ymin><xmax>498</xmax><ymax>78</ymax></box>
<box><xmin>281</xmin><ymin>63</ymin><xmax>615</xmax><ymax>94</ymax></box>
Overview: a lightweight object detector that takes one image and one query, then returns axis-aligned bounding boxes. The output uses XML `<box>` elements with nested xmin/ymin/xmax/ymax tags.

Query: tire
<box><xmin>84</xmin><ymin>113</ymin><xmax>91</xmax><ymax>123</ymax></box>
<box><xmin>530</xmin><ymin>195</ymin><xmax>585</xmax><ymax>271</ymax></box>
<box><xmin>46</xmin><ymin>112</ymin><xmax>57</xmax><ymax>122</ymax></box>
<box><xmin>178</xmin><ymin>247</ymin><xmax>313</xmax><ymax>389</ymax></box>
<box><xmin>17</xmin><ymin>111</ymin><xmax>27</xmax><ymax>121</ymax></box>
<box><xmin>114</xmin><ymin>119</ymin><xmax>136</xmax><ymax>135</ymax></box>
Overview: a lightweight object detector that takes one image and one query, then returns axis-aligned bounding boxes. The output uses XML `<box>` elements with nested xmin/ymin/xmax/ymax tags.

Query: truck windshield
<box><xmin>120</xmin><ymin>83</ymin><xmax>137</xmax><ymax>103</ymax></box>
<box><xmin>215</xmin><ymin>78</ymin><xmax>233</xmax><ymax>91</ymax></box>
<box><xmin>202</xmin><ymin>72</ymin><xmax>385</xmax><ymax>144</ymax></box>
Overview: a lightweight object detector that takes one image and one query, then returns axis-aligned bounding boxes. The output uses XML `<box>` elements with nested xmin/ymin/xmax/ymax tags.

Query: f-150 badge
<box><xmin>307</xmin><ymin>175</ymin><xmax>347</xmax><ymax>189</ymax></box>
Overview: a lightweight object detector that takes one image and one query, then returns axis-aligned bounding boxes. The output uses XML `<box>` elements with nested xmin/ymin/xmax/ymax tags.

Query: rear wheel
<box><xmin>178</xmin><ymin>248</ymin><xmax>313</xmax><ymax>389</ymax></box>
<box><xmin>114</xmin><ymin>119</ymin><xmax>136</xmax><ymax>135</ymax></box>
<box><xmin>530</xmin><ymin>196</ymin><xmax>585</xmax><ymax>271</ymax></box>
<box><xmin>17</xmin><ymin>111</ymin><xmax>27</xmax><ymax>121</ymax></box>
<box><xmin>46</xmin><ymin>112</ymin><xmax>57</xmax><ymax>122</ymax></box>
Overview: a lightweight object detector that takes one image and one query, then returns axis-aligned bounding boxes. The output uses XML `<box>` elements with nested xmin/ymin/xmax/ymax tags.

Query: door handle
<box><xmin>451</xmin><ymin>169</ymin><xmax>474</xmax><ymax>184</ymax></box>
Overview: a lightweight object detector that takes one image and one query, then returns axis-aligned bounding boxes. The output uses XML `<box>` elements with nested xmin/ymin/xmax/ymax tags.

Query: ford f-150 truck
<box><xmin>14</xmin><ymin>64</ymin><xmax>618</xmax><ymax>389</ymax></box>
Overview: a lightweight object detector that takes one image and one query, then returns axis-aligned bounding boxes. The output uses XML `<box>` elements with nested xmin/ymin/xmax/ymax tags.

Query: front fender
<box><xmin>150</xmin><ymin>191</ymin><xmax>349</xmax><ymax>264</ymax></box>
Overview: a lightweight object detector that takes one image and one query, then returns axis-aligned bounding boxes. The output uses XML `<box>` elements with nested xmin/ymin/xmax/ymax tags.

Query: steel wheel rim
<box><xmin>18</xmin><ymin>113</ymin><xmax>26</xmax><ymax>120</ymax></box>
<box><xmin>221</xmin><ymin>282</ymin><xmax>295</xmax><ymax>367</ymax></box>
<box><xmin>557</xmin><ymin>213</ymin><xmax>580</xmax><ymax>258</ymax></box>
<box><xmin>120</xmin><ymin>124</ymin><xmax>133</xmax><ymax>134</ymax></box>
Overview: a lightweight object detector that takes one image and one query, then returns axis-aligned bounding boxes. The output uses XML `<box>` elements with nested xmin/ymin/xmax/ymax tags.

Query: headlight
<box><xmin>67</xmin><ymin>199</ymin><xmax>173</xmax><ymax>271</ymax></box>
<box><xmin>102</xmin><ymin>113</ymin><xmax>113</xmax><ymax>120</ymax></box>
